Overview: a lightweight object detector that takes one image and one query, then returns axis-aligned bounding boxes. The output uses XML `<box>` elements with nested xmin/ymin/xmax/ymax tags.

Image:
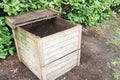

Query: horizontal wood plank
<box><xmin>44</xmin><ymin>36</ymin><xmax>78</xmax><ymax>54</ymax></box>
<box><xmin>42</xmin><ymin>26</ymin><xmax>78</xmax><ymax>42</ymax></box>
<box><xmin>45</xmin><ymin>51</ymin><xmax>78</xmax><ymax>70</ymax></box>
<box><xmin>46</xmin><ymin>55</ymin><xmax>77</xmax><ymax>74</ymax></box>
<box><xmin>43</xmin><ymin>31</ymin><xmax>79</xmax><ymax>48</ymax></box>
<box><xmin>45</xmin><ymin>51</ymin><xmax>78</xmax><ymax>80</ymax></box>
<box><xmin>47</xmin><ymin>62</ymin><xmax>77</xmax><ymax>80</ymax></box>
<box><xmin>44</xmin><ymin>42</ymin><xmax>78</xmax><ymax>64</ymax></box>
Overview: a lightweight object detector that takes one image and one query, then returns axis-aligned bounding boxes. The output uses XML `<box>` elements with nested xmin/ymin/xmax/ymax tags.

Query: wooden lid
<box><xmin>5</xmin><ymin>9</ymin><xmax>59</xmax><ymax>29</ymax></box>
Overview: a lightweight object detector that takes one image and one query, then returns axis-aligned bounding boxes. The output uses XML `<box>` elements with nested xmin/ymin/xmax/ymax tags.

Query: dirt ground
<box><xmin>0</xmin><ymin>15</ymin><xmax>120</xmax><ymax>80</ymax></box>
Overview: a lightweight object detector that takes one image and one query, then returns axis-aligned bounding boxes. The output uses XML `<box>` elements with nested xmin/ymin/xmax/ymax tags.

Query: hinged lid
<box><xmin>5</xmin><ymin>9</ymin><xmax>59</xmax><ymax>29</ymax></box>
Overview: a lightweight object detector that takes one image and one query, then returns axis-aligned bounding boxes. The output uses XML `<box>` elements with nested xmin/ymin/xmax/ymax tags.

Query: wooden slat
<box><xmin>44</xmin><ymin>39</ymin><xmax>78</xmax><ymax>58</ymax></box>
<box><xmin>45</xmin><ymin>51</ymin><xmax>78</xmax><ymax>80</ymax></box>
<box><xmin>77</xmin><ymin>25</ymin><xmax>82</xmax><ymax>66</ymax></box>
<box><xmin>38</xmin><ymin>38</ymin><xmax>46</xmax><ymax>67</ymax></box>
<box><xmin>12</xmin><ymin>29</ymin><xmax>21</xmax><ymax>61</ymax></box>
<box><xmin>17</xmin><ymin>39</ymin><xmax>36</xmax><ymax>50</ymax></box>
<box><xmin>47</xmin><ymin>62</ymin><xmax>77</xmax><ymax>80</ymax></box>
<box><xmin>45</xmin><ymin>48</ymin><xmax>77</xmax><ymax>65</ymax></box>
<box><xmin>17</xmin><ymin>32</ymin><xmax>35</xmax><ymax>44</ymax></box>
<box><xmin>19</xmin><ymin>44</ymin><xmax>41</xmax><ymax>79</ymax></box>
<box><xmin>36</xmin><ymin>38</ymin><xmax>44</xmax><ymax>79</ymax></box>
<box><xmin>5</xmin><ymin>9</ymin><xmax>58</xmax><ymax>28</ymax></box>
<box><xmin>17</xmin><ymin>27</ymin><xmax>39</xmax><ymax>40</ymax></box>
<box><xmin>77</xmin><ymin>25</ymin><xmax>82</xmax><ymax>49</ymax></box>
<box><xmin>45</xmin><ymin>51</ymin><xmax>78</xmax><ymax>70</ymax></box>
<box><xmin>46</xmin><ymin>55</ymin><xmax>77</xmax><ymax>74</ymax></box>
<box><xmin>44</xmin><ymin>42</ymin><xmax>78</xmax><ymax>64</ymax></box>
<box><xmin>44</xmin><ymin>36</ymin><xmax>78</xmax><ymax>54</ymax></box>
<box><xmin>43</xmin><ymin>31</ymin><xmax>79</xmax><ymax>48</ymax></box>
<box><xmin>41</xmin><ymin>68</ymin><xmax>47</xmax><ymax>80</ymax></box>
<box><xmin>42</xmin><ymin>26</ymin><xmax>78</xmax><ymax>42</ymax></box>
<box><xmin>16</xmin><ymin>29</ymin><xmax>37</xmax><ymax>50</ymax></box>
<box><xmin>21</xmin><ymin>56</ymin><xmax>41</xmax><ymax>79</ymax></box>
<box><xmin>15</xmin><ymin>27</ymin><xmax>41</xmax><ymax>79</ymax></box>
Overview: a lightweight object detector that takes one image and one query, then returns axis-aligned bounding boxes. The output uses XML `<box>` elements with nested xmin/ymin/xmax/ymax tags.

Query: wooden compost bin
<box><xmin>5</xmin><ymin>9</ymin><xmax>82</xmax><ymax>80</ymax></box>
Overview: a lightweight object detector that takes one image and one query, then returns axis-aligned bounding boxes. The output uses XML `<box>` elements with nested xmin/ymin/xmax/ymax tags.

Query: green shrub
<box><xmin>61</xmin><ymin>0</ymin><xmax>120</xmax><ymax>26</ymax></box>
<box><xmin>0</xmin><ymin>17</ymin><xmax>14</xmax><ymax>59</ymax></box>
<box><xmin>0</xmin><ymin>0</ymin><xmax>120</xmax><ymax>59</ymax></box>
<box><xmin>0</xmin><ymin>0</ymin><xmax>62</xmax><ymax>59</ymax></box>
<box><xmin>1</xmin><ymin>0</ymin><xmax>120</xmax><ymax>26</ymax></box>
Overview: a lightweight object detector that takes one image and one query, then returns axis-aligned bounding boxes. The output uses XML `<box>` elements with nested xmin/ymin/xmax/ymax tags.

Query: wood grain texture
<box><xmin>6</xmin><ymin>9</ymin><xmax>82</xmax><ymax>80</ymax></box>
<box><xmin>43</xmin><ymin>37</ymin><xmax>78</xmax><ymax>54</ymax></box>
<box><xmin>9</xmin><ymin>24</ymin><xmax>81</xmax><ymax>80</ymax></box>
<box><xmin>77</xmin><ymin>25</ymin><xmax>82</xmax><ymax>66</ymax></box>
<box><xmin>12</xmin><ymin>29</ymin><xmax>21</xmax><ymax>62</ymax></box>
<box><xmin>38</xmin><ymin>38</ymin><xmax>46</xmax><ymax>67</ymax></box>
<box><xmin>42</xmin><ymin>26</ymin><xmax>78</xmax><ymax>42</ymax></box>
<box><xmin>42</xmin><ymin>26</ymin><xmax>79</xmax><ymax>65</ymax></box>
<box><xmin>5</xmin><ymin>9</ymin><xmax>58</xmax><ymax>28</ymax></box>
<box><xmin>14</xmin><ymin>25</ymin><xmax>81</xmax><ymax>80</ymax></box>
<box><xmin>44</xmin><ymin>41</ymin><xmax>78</xmax><ymax>65</ymax></box>
<box><xmin>43</xmin><ymin>31</ymin><xmax>79</xmax><ymax>48</ymax></box>
<box><xmin>41</xmin><ymin>68</ymin><xmax>47</xmax><ymax>80</ymax></box>
<box><xmin>15</xmin><ymin>27</ymin><xmax>41</xmax><ymax>79</ymax></box>
<box><xmin>45</xmin><ymin>51</ymin><xmax>78</xmax><ymax>80</ymax></box>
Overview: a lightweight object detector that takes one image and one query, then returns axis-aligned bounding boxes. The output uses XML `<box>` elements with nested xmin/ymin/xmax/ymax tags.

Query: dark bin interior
<box><xmin>21</xmin><ymin>17</ymin><xmax>76</xmax><ymax>37</ymax></box>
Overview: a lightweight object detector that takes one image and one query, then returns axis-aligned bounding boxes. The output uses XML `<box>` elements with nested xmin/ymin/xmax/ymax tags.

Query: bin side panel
<box><xmin>15</xmin><ymin>27</ymin><xmax>41</xmax><ymax>79</ymax></box>
<box><xmin>42</xmin><ymin>26</ymin><xmax>79</xmax><ymax>65</ymax></box>
<box><xmin>45</xmin><ymin>50</ymin><xmax>78</xmax><ymax>80</ymax></box>
<box><xmin>12</xmin><ymin>29</ymin><xmax>21</xmax><ymax>62</ymax></box>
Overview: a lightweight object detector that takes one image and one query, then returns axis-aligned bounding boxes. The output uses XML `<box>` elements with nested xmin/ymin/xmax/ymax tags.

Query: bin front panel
<box><xmin>42</xmin><ymin>27</ymin><xmax>79</xmax><ymax>65</ymax></box>
<box><xmin>45</xmin><ymin>50</ymin><xmax>78</xmax><ymax>80</ymax></box>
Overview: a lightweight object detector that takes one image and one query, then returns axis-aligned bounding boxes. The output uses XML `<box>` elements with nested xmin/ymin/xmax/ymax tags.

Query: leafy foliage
<box><xmin>0</xmin><ymin>0</ymin><xmax>62</xmax><ymax>15</ymax></box>
<box><xmin>0</xmin><ymin>0</ymin><xmax>120</xmax><ymax>26</ymax></box>
<box><xmin>0</xmin><ymin>0</ymin><xmax>120</xmax><ymax>59</ymax></box>
<box><xmin>61</xmin><ymin>0</ymin><xmax>120</xmax><ymax>26</ymax></box>
<box><xmin>0</xmin><ymin>17</ymin><xmax>14</xmax><ymax>59</ymax></box>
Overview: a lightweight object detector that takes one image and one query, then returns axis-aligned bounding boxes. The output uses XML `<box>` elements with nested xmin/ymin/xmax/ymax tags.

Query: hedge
<box><xmin>0</xmin><ymin>0</ymin><xmax>120</xmax><ymax>59</ymax></box>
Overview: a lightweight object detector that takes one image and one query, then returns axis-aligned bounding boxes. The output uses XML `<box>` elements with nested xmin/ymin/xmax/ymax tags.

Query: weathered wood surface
<box><xmin>45</xmin><ymin>50</ymin><xmax>78</xmax><ymax>80</ymax></box>
<box><xmin>14</xmin><ymin>24</ymin><xmax>82</xmax><ymax>80</ymax></box>
<box><xmin>5</xmin><ymin>9</ymin><xmax>59</xmax><ymax>28</ymax></box>
<box><xmin>11</xmin><ymin>24</ymin><xmax>82</xmax><ymax>80</ymax></box>
<box><xmin>44</xmin><ymin>40</ymin><xmax>78</xmax><ymax>65</ymax></box>
<box><xmin>77</xmin><ymin>25</ymin><xmax>82</xmax><ymax>66</ymax></box>
<box><xmin>12</xmin><ymin>29</ymin><xmax>21</xmax><ymax>62</ymax></box>
<box><xmin>15</xmin><ymin>27</ymin><xmax>41</xmax><ymax>79</ymax></box>
<box><xmin>5</xmin><ymin>8</ymin><xmax>82</xmax><ymax>80</ymax></box>
<box><xmin>42</xmin><ymin>26</ymin><xmax>78</xmax><ymax>43</ymax></box>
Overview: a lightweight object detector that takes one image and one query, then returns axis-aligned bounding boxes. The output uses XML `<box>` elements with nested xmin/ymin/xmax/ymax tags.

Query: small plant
<box><xmin>107</xmin><ymin>28</ymin><xmax>120</xmax><ymax>49</ymax></box>
<box><xmin>113</xmin><ymin>71</ymin><xmax>120</xmax><ymax>80</ymax></box>
<box><xmin>114</xmin><ymin>28</ymin><xmax>120</xmax><ymax>35</ymax></box>
<box><xmin>107</xmin><ymin>59</ymin><xmax>120</xmax><ymax>80</ymax></box>
<box><xmin>0</xmin><ymin>17</ymin><xmax>14</xmax><ymax>59</ymax></box>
